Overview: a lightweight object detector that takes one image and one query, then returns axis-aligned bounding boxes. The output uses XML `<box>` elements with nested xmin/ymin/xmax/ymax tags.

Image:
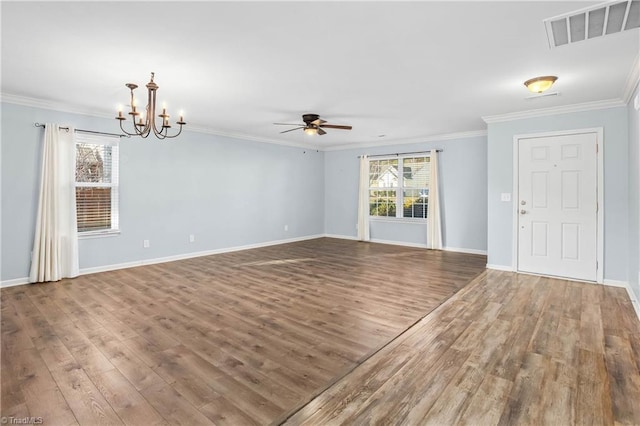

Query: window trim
<box><xmin>368</xmin><ymin>154</ymin><xmax>431</xmax><ymax>221</ymax></box>
<box><xmin>74</xmin><ymin>134</ymin><xmax>120</xmax><ymax>236</ymax></box>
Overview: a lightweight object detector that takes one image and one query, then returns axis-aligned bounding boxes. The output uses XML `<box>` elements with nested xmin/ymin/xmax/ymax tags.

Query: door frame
<box><xmin>512</xmin><ymin>127</ymin><xmax>604</xmax><ymax>284</ymax></box>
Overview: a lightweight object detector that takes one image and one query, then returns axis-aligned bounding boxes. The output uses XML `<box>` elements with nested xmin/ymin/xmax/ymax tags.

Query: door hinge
<box><xmin>596</xmin><ymin>144</ymin><xmax>599</xmax><ymax>153</ymax></box>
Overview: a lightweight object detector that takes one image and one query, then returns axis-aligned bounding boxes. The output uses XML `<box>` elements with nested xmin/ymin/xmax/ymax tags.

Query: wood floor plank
<box><xmin>91</xmin><ymin>368</ymin><xmax>168</xmax><ymax>426</ymax></box>
<box><xmin>88</xmin><ymin>331</ymin><xmax>166</xmax><ymax>392</ymax></box>
<box><xmin>12</xmin><ymin>348</ymin><xmax>78</xmax><ymax>425</ymax></box>
<box><xmin>151</xmin><ymin>345</ymin><xmax>225</xmax><ymax>409</ymax></box>
<box><xmin>48</xmin><ymin>364</ymin><xmax>123</xmax><ymax>425</ymax></box>
<box><xmin>576</xmin><ymin>348</ymin><xmax>614</xmax><ymax>425</ymax></box>
<box><xmin>458</xmin><ymin>374</ymin><xmax>513</xmax><ymax>426</ymax></box>
<box><xmin>139</xmin><ymin>381</ymin><xmax>215</xmax><ymax>426</ymax></box>
<box><xmin>200</xmin><ymin>394</ymin><xmax>260</xmax><ymax>426</ymax></box>
<box><xmin>604</xmin><ymin>334</ymin><xmax>640</xmax><ymax>424</ymax></box>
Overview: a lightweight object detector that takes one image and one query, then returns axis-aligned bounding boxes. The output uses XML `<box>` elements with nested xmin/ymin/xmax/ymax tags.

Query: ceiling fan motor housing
<box><xmin>302</xmin><ymin>113</ymin><xmax>320</xmax><ymax>124</ymax></box>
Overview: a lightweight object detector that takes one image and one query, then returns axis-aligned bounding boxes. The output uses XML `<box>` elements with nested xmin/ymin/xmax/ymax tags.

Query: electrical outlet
<box><xmin>143</xmin><ymin>239</ymin><xmax>150</xmax><ymax>248</ymax></box>
<box><xmin>501</xmin><ymin>193</ymin><xmax>511</xmax><ymax>202</ymax></box>
<box><xmin>189</xmin><ymin>234</ymin><xmax>195</xmax><ymax>243</ymax></box>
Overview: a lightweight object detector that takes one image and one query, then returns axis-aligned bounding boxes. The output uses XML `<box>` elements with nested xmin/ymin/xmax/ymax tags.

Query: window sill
<box><xmin>369</xmin><ymin>217</ymin><xmax>427</xmax><ymax>224</ymax></box>
<box><xmin>78</xmin><ymin>230</ymin><xmax>120</xmax><ymax>240</ymax></box>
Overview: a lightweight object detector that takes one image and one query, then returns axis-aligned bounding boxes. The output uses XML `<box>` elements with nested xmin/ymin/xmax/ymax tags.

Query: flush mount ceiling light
<box><xmin>115</xmin><ymin>72</ymin><xmax>186</xmax><ymax>139</ymax></box>
<box><xmin>524</xmin><ymin>76</ymin><xmax>558</xmax><ymax>93</ymax></box>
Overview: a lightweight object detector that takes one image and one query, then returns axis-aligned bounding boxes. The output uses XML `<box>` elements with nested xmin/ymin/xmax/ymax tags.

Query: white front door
<box><xmin>517</xmin><ymin>132</ymin><xmax>598</xmax><ymax>281</ymax></box>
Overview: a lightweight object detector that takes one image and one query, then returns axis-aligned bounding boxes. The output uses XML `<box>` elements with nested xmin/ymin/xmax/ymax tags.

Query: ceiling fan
<box><xmin>274</xmin><ymin>114</ymin><xmax>352</xmax><ymax>135</ymax></box>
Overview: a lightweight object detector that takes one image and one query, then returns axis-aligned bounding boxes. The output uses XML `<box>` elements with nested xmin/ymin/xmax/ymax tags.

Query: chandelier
<box><xmin>116</xmin><ymin>72</ymin><xmax>186</xmax><ymax>139</ymax></box>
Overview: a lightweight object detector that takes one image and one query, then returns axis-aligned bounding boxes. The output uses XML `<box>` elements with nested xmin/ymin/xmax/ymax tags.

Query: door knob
<box><xmin>520</xmin><ymin>209</ymin><xmax>527</xmax><ymax>214</ymax></box>
<box><xmin>521</xmin><ymin>200</ymin><xmax>526</xmax><ymax>205</ymax></box>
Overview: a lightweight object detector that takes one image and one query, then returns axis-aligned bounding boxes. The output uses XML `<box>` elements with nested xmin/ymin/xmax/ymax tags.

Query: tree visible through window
<box><xmin>75</xmin><ymin>134</ymin><xmax>119</xmax><ymax>233</ymax></box>
<box><xmin>369</xmin><ymin>156</ymin><xmax>430</xmax><ymax>219</ymax></box>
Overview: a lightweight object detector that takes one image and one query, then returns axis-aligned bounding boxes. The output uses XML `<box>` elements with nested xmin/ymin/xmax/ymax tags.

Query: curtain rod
<box><xmin>359</xmin><ymin>149</ymin><xmax>443</xmax><ymax>158</ymax></box>
<box><xmin>34</xmin><ymin>123</ymin><xmax>129</xmax><ymax>138</ymax></box>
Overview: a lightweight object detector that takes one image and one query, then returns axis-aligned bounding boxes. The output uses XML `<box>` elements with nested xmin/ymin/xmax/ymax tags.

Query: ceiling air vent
<box><xmin>544</xmin><ymin>0</ymin><xmax>639</xmax><ymax>48</ymax></box>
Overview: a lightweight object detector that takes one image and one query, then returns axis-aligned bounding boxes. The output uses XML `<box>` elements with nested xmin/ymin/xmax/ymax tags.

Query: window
<box><xmin>369</xmin><ymin>156</ymin><xmax>430</xmax><ymax>219</ymax></box>
<box><xmin>75</xmin><ymin>133</ymin><xmax>119</xmax><ymax>234</ymax></box>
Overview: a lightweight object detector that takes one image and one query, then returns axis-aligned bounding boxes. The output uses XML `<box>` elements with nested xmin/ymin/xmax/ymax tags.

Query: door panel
<box><xmin>517</xmin><ymin>132</ymin><xmax>597</xmax><ymax>281</ymax></box>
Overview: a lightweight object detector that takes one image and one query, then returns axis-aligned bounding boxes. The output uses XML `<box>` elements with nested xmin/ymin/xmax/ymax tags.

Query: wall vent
<box><xmin>544</xmin><ymin>0</ymin><xmax>639</xmax><ymax>48</ymax></box>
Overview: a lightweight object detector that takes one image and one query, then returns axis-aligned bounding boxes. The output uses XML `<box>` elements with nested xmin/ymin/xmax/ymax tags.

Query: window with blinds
<box><xmin>75</xmin><ymin>133</ymin><xmax>119</xmax><ymax>234</ymax></box>
<box><xmin>369</xmin><ymin>156</ymin><xmax>430</xmax><ymax>219</ymax></box>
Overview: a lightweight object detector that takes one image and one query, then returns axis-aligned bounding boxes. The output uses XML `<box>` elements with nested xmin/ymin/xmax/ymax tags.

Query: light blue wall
<box><xmin>628</xmin><ymin>85</ymin><xmax>639</xmax><ymax>303</ymax></box>
<box><xmin>324</xmin><ymin>135</ymin><xmax>488</xmax><ymax>252</ymax></box>
<box><xmin>1</xmin><ymin>103</ymin><xmax>325</xmax><ymax>282</ymax></box>
<box><xmin>487</xmin><ymin>107</ymin><xmax>629</xmax><ymax>281</ymax></box>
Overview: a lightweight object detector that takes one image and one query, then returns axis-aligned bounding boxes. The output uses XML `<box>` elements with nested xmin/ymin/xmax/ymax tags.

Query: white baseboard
<box><xmin>444</xmin><ymin>246</ymin><xmax>487</xmax><ymax>255</ymax></box>
<box><xmin>603</xmin><ymin>280</ymin><xmax>640</xmax><ymax>322</ymax></box>
<box><xmin>370</xmin><ymin>238</ymin><xmax>428</xmax><ymax>249</ymax></box>
<box><xmin>0</xmin><ymin>277</ymin><xmax>30</xmax><ymax>288</ymax></box>
<box><xmin>627</xmin><ymin>288</ymin><xmax>640</xmax><ymax>322</ymax></box>
<box><xmin>323</xmin><ymin>234</ymin><xmax>487</xmax><ymax>254</ymax></box>
<box><xmin>323</xmin><ymin>234</ymin><xmax>359</xmax><ymax>241</ymax></box>
<box><xmin>602</xmin><ymin>279</ymin><xmax>628</xmax><ymax>288</ymax></box>
<box><xmin>486</xmin><ymin>264</ymin><xmax>515</xmax><ymax>272</ymax></box>
<box><xmin>1</xmin><ymin>234</ymin><xmax>324</xmax><ymax>288</ymax></box>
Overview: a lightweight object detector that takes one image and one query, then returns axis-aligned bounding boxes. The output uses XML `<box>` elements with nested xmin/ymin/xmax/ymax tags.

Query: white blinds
<box><xmin>74</xmin><ymin>133</ymin><xmax>120</xmax><ymax>233</ymax></box>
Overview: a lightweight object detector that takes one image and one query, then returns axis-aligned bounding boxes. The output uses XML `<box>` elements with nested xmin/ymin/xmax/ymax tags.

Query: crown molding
<box><xmin>0</xmin><ymin>92</ymin><xmax>114</xmax><ymax>119</ymax></box>
<box><xmin>186</xmin><ymin>125</ymin><xmax>323</xmax><ymax>151</ymax></box>
<box><xmin>322</xmin><ymin>129</ymin><xmax>488</xmax><ymax>152</ymax></box>
<box><xmin>622</xmin><ymin>53</ymin><xmax>640</xmax><ymax>104</ymax></box>
<box><xmin>0</xmin><ymin>92</ymin><xmax>485</xmax><ymax>151</ymax></box>
<box><xmin>482</xmin><ymin>98</ymin><xmax>627</xmax><ymax>124</ymax></box>
<box><xmin>0</xmin><ymin>92</ymin><xmax>323</xmax><ymax>151</ymax></box>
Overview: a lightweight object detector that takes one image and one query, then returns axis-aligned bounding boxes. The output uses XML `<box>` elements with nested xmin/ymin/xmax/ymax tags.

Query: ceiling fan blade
<box><xmin>311</xmin><ymin>119</ymin><xmax>327</xmax><ymax>126</ymax></box>
<box><xmin>317</xmin><ymin>128</ymin><xmax>327</xmax><ymax>135</ymax></box>
<box><xmin>274</xmin><ymin>122</ymin><xmax>304</xmax><ymax>126</ymax></box>
<box><xmin>280</xmin><ymin>127</ymin><xmax>304</xmax><ymax>134</ymax></box>
<box><xmin>319</xmin><ymin>124</ymin><xmax>352</xmax><ymax>130</ymax></box>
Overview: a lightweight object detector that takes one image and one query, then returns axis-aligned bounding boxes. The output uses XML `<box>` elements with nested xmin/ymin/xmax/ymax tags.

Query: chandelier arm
<box><xmin>119</xmin><ymin>119</ymin><xmax>138</xmax><ymax>137</ymax></box>
<box><xmin>171</xmin><ymin>124</ymin><xmax>184</xmax><ymax>138</ymax></box>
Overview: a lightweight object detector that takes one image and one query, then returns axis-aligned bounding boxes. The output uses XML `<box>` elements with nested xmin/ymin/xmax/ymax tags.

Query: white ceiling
<box><xmin>1</xmin><ymin>1</ymin><xmax>638</xmax><ymax>149</ymax></box>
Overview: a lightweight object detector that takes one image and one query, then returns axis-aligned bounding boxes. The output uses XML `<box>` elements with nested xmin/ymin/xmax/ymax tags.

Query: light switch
<box><xmin>501</xmin><ymin>193</ymin><xmax>511</xmax><ymax>202</ymax></box>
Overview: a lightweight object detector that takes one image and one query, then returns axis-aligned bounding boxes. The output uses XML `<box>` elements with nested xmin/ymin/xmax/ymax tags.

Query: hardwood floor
<box><xmin>285</xmin><ymin>269</ymin><xmax>640</xmax><ymax>426</ymax></box>
<box><xmin>2</xmin><ymin>238</ymin><xmax>639</xmax><ymax>425</ymax></box>
<box><xmin>1</xmin><ymin>238</ymin><xmax>485</xmax><ymax>425</ymax></box>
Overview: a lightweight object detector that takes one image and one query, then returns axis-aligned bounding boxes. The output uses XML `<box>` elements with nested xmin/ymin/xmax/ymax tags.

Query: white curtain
<box><xmin>357</xmin><ymin>155</ymin><xmax>370</xmax><ymax>241</ymax></box>
<box><xmin>427</xmin><ymin>149</ymin><xmax>443</xmax><ymax>249</ymax></box>
<box><xmin>29</xmin><ymin>124</ymin><xmax>80</xmax><ymax>283</ymax></box>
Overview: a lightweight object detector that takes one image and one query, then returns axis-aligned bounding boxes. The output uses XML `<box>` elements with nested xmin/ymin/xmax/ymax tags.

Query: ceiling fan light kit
<box><xmin>116</xmin><ymin>72</ymin><xmax>186</xmax><ymax>139</ymax></box>
<box><xmin>524</xmin><ymin>75</ymin><xmax>558</xmax><ymax>93</ymax></box>
<box><xmin>274</xmin><ymin>113</ymin><xmax>352</xmax><ymax>136</ymax></box>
